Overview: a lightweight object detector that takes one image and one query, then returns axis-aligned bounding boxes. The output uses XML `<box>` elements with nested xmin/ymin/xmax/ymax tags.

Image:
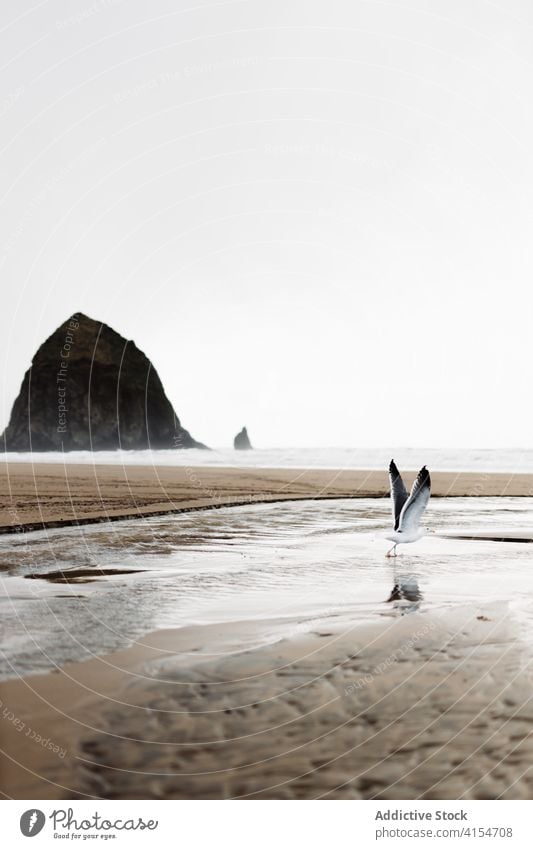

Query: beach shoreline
<box><xmin>2</xmin><ymin>464</ymin><xmax>533</xmax><ymax>800</ymax></box>
<box><xmin>2</xmin><ymin>600</ymin><xmax>533</xmax><ymax>800</ymax></box>
<box><xmin>1</xmin><ymin>461</ymin><xmax>532</xmax><ymax>535</ymax></box>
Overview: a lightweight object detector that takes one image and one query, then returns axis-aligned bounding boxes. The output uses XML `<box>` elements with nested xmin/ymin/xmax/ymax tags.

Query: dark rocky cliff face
<box><xmin>1</xmin><ymin>313</ymin><xmax>206</xmax><ymax>452</ymax></box>
<box><xmin>234</xmin><ymin>426</ymin><xmax>252</xmax><ymax>450</ymax></box>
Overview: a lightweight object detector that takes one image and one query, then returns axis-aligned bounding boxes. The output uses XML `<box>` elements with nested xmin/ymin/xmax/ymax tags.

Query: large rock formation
<box><xmin>1</xmin><ymin>312</ymin><xmax>205</xmax><ymax>452</ymax></box>
<box><xmin>234</xmin><ymin>426</ymin><xmax>252</xmax><ymax>450</ymax></box>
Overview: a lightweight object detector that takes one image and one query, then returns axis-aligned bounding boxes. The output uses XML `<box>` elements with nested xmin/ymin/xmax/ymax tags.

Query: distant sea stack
<box><xmin>1</xmin><ymin>313</ymin><xmax>206</xmax><ymax>452</ymax></box>
<box><xmin>234</xmin><ymin>426</ymin><xmax>252</xmax><ymax>450</ymax></box>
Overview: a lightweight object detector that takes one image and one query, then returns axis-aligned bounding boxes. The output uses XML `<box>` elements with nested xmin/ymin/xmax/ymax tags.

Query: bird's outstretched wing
<box><xmin>398</xmin><ymin>466</ymin><xmax>431</xmax><ymax>533</ymax></box>
<box><xmin>389</xmin><ymin>459</ymin><xmax>409</xmax><ymax>531</ymax></box>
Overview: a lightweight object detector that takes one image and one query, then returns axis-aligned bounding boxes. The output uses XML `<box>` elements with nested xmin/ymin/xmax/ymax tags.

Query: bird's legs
<box><xmin>386</xmin><ymin>544</ymin><xmax>397</xmax><ymax>558</ymax></box>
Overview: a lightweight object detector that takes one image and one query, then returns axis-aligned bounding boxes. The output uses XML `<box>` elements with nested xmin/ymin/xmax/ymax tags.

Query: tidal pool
<box><xmin>1</xmin><ymin>497</ymin><xmax>532</xmax><ymax>679</ymax></box>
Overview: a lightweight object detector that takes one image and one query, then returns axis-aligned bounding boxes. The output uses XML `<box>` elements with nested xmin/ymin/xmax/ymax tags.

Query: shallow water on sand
<box><xmin>1</xmin><ymin>497</ymin><xmax>533</xmax><ymax>679</ymax></box>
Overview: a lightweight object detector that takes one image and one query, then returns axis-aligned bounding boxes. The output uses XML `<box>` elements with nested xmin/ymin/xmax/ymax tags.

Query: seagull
<box><xmin>385</xmin><ymin>460</ymin><xmax>431</xmax><ymax>557</ymax></box>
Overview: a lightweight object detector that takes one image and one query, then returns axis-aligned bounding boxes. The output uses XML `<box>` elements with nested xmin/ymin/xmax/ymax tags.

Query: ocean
<box><xmin>3</xmin><ymin>446</ymin><xmax>533</xmax><ymax>473</ymax></box>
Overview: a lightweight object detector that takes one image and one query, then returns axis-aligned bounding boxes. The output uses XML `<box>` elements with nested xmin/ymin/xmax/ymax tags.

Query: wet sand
<box><xmin>2</xmin><ymin>468</ymin><xmax>533</xmax><ymax>800</ymax></box>
<box><xmin>1</xmin><ymin>461</ymin><xmax>532</xmax><ymax>533</ymax></box>
<box><xmin>2</xmin><ymin>604</ymin><xmax>533</xmax><ymax>800</ymax></box>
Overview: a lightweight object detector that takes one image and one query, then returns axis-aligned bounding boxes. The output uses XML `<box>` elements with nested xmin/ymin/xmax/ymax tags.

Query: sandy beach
<box><xmin>2</xmin><ymin>605</ymin><xmax>533</xmax><ymax>800</ymax></box>
<box><xmin>1</xmin><ymin>461</ymin><xmax>532</xmax><ymax>533</ymax></box>
<box><xmin>1</xmin><ymin>465</ymin><xmax>533</xmax><ymax>800</ymax></box>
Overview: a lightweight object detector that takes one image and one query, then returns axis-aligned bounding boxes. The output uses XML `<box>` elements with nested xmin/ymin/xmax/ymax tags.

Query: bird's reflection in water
<box><xmin>387</xmin><ymin>572</ymin><xmax>422</xmax><ymax>614</ymax></box>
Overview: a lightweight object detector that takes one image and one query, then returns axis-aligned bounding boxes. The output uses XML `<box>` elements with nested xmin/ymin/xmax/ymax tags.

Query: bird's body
<box><xmin>386</xmin><ymin>460</ymin><xmax>431</xmax><ymax>556</ymax></box>
<box><xmin>385</xmin><ymin>528</ymin><xmax>426</xmax><ymax>546</ymax></box>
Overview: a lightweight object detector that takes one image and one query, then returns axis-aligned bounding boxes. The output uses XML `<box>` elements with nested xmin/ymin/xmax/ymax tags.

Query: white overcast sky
<box><xmin>1</xmin><ymin>0</ymin><xmax>532</xmax><ymax>448</ymax></box>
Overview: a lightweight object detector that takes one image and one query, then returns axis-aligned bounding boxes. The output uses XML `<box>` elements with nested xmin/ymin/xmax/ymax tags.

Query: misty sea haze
<box><xmin>4</xmin><ymin>446</ymin><xmax>533</xmax><ymax>473</ymax></box>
